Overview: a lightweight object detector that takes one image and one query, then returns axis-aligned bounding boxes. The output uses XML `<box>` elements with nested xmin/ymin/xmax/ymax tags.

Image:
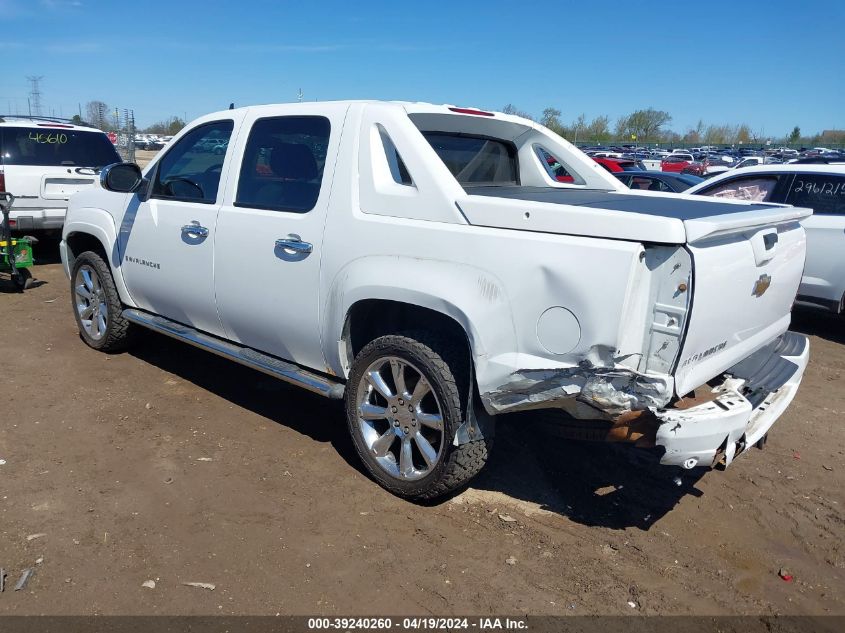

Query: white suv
<box><xmin>0</xmin><ymin>116</ymin><xmax>122</xmax><ymax>235</ymax></box>
<box><xmin>686</xmin><ymin>163</ymin><xmax>845</xmax><ymax>315</ymax></box>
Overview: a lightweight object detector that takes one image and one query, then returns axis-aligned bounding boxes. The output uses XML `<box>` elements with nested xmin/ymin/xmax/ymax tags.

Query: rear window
<box><xmin>0</xmin><ymin>127</ymin><xmax>121</xmax><ymax>167</ymax></box>
<box><xmin>422</xmin><ymin>132</ymin><xmax>518</xmax><ymax>185</ymax></box>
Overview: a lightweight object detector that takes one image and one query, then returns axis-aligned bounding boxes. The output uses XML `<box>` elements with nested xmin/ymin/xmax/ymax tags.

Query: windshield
<box><xmin>422</xmin><ymin>132</ymin><xmax>518</xmax><ymax>185</ymax></box>
<box><xmin>0</xmin><ymin>127</ymin><xmax>121</xmax><ymax>167</ymax></box>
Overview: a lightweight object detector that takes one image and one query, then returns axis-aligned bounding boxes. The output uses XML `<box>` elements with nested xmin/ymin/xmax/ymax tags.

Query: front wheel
<box><xmin>345</xmin><ymin>333</ymin><xmax>492</xmax><ymax>500</ymax></box>
<box><xmin>70</xmin><ymin>251</ymin><xmax>134</xmax><ymax>352</ymax></box>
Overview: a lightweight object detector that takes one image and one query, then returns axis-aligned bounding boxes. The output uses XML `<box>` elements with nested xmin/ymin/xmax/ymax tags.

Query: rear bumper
<box><xmin>9</xmin><ymin>207</ymin><xmax>66</xmax><ymax>231</ymax></box>
<box><xmin>656</xmin><ymin>331</ymin><xmax>809</xmax><ymax>468</ymax></box>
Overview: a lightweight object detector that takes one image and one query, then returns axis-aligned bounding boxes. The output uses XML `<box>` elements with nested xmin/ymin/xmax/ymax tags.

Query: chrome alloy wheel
<box><xmin>356</xmin><ymin>356</ymin><xmax>445</xmax><ymax>481</ymax></box>
<box><xmin>74</xmin><ymin>264</ymin><xmax>108</xmax><ymax>340</ymax></box>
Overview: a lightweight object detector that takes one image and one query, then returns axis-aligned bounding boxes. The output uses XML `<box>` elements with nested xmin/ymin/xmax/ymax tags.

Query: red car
<box><xmin>661</xmin><ymin>154</ymin><xmax>708</xmax><ymax>177</ymax></box>
<box><xmin>591</xmin><ymin>156</ymin><xmax>645</xmax><ymax>173</ymax></box>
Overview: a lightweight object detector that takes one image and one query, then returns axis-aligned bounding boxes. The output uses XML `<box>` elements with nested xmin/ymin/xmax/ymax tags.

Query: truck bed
<box><xmin>464</xmin><ymin>186</ymin><xmax>780</xmax><ymax>220</ymax></box>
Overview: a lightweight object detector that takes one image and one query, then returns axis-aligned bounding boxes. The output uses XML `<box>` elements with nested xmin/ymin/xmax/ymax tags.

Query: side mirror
<box><xmin>100</xmin><ymin>162</ymin><xmax>143</xmax><ymax>193</ymax></box>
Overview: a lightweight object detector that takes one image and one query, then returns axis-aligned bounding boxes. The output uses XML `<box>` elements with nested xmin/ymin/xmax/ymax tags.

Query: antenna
<box><xmin>297</xmin><ymin>88</ymin><xmax>303</xmax><ymax>103</ymax></box>
<box><xmin>26</xmin><ymin>76</ymin><xmax>44</xmax><ymax>117</ymax></box>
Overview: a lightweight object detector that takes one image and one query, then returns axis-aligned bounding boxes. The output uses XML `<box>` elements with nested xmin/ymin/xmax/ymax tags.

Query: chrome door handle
<box><xmin>181</xmin><ymin>221</ymin><xmax>209</xmax><ymax>238</ymax></box>
<box><xmin>275</xmin><ymin>234</ymin><xmax>313</xmax><ymax>254</ymax></box>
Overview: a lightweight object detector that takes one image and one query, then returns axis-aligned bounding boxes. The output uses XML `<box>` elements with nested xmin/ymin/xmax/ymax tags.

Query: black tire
<box><xmin>70</xmin><ymin>250</ymin><xmax>134</xmax><ymax>352</ymax></box>
<box><xmin>345</xmin><ymin>332</ymin><xmax>493</xmax><ymax>500</ymax></box>
<box><xmin>12</xmin><ymin>268</ymin><xmax>32</xmax><ymax>291</ymax></box>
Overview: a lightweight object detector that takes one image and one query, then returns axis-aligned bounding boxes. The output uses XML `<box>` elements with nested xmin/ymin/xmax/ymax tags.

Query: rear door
<box><xmin>118</xmin><ymin>117</ymin><xmax>241</xmax><ymax>337</ymax></box>
<box><xmin>783</xmin><ymin>172</ymin><xmax>845</xmax><ymax>311</ymax></box>
<box><xmin>214</xmin><ymin>105</ymin><xmax>348</xmax><ymax>371</ymax></box>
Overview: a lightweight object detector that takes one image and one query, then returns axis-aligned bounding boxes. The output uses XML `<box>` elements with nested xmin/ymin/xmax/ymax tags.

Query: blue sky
<box><xmin>1</xmin><ymin>0</ymin><xmax>843</xmax><ymax>136</ymax></box>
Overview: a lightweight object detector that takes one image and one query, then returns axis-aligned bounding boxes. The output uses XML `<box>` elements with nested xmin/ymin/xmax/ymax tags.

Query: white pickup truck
<box><xmin>60</xmin><ymin>101</ymin><xmax>810</xmax><ymax>500</ymax></box>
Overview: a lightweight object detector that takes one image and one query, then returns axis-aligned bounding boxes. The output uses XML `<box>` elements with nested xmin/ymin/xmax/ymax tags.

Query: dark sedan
<box><xmin>615</xmin><ymin>171</ymin><xmax>704</xmax><ymax>192</ymax></box>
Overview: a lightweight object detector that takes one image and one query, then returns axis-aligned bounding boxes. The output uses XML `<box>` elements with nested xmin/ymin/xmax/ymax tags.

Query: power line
<box><xmin>26</xmin><ymin>76</ymin><xmax>44</xmax><ymax>117</ymax></box>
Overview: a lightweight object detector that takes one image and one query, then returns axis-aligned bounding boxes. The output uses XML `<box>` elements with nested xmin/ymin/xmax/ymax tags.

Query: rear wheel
<box><xmin>70</xmin><ymin>251</ymin><xmax>133</xmax><ymax>352</ymax></box>
<box><xmin>345</xmin><ymin>333</ymin><xmax>492</xmax><ymax>500</ymax></box>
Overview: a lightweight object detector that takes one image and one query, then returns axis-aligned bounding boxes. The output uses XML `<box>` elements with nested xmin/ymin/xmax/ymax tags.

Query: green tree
<box><xmin>788</xmin><ymin>126</ymin><xmax>801</xmax><ymax>143</ymax></box>
<box><xmin>144</xmin><ymin>116</ymin><xmax>186</xmax><ymax>135</ymax></box>
<box><xmin>501</xmin><ymin>104</ymin><xmax>533</xmax><ymax>120</ymax></box>
<box><xmin>623</xmin><ymin>108</ymin><xmax>672</xmax><ymax>142</ymax></box>
<box><xmin>541</xmin><ymin>107</ymin><xmax>564</xmax><ymax>135</ymax></box>
<box><xmin>570</xmin><ymin>113</ymin><xmax>586</xmax><ymax>143</ymax></box>
<box><xmin>166</xmin><ymin>117</ymin><xmax>186</xmax><ymax>135</ymax></box>
<box><xmin>585</xmin><ymin>115</ymin><xmax>611</xmax><ymax>143</ymax></box>
<box><xmin>85</xmin><ymin>100</ymin><xmax>109</xmax><ymax>130</ymax></box>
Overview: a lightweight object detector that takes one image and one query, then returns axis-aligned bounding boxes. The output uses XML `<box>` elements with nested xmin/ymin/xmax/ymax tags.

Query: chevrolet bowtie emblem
<box><xmin>753</xmin><ymin>274</ymin><xmax>772</xmax><ymax>297</ymax></box>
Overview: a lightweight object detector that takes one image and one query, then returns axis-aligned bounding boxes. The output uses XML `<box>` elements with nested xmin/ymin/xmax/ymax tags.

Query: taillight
<box><xmin>0</xmin><ymin>171</ymin><xmax>5</xmax><ymax>192</ymax></box>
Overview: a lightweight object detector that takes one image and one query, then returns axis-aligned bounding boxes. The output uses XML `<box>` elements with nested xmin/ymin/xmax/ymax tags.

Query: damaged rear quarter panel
<box><xmin>320</xmin><ymin>216</ymin><xmax>652</xmax><ymax>414</ymax></box>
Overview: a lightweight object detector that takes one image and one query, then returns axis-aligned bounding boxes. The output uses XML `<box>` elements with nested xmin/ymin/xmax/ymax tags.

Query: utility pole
<box><xmin>26</xmin><ymin>76</ymin><xmax>44</xmax><ymax>116</ymax></box>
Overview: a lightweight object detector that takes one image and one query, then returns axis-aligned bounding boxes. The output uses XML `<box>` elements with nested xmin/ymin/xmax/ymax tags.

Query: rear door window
<box><xmin>699</xmin><ymin>175</ymin><xmax>781</xmax><ymax>202</ymax></box>
<box><xmin>784</xmin><ymin>174</ymin><xmax>845</xmax><ymax>214</ymax></box>
<box><xmin>535</xmin><ymin>147</ymin><xmax>575</xmax><ymax>183</ymax></box>
<box><xmin>0</xmin><ymin>126</ymin><xmax>121</xmax><ymax>167</ymax></box>
<box><xmin>235</xmin><ymin>116</ymin><xmax>331</xmax><ymax>213</ymax></box>
<box><xmin>423</xmin><ymin>132</ymin><xmax>518</xmax><ymax>185</ymax></box>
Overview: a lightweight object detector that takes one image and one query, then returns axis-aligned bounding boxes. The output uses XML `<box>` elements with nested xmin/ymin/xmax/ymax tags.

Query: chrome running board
<box><xmin>122</xmin><ymin>309</ymin><xmax>345</xmax><ymax>399</ymax></box>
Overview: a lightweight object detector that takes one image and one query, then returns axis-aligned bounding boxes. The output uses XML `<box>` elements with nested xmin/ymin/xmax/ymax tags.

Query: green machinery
<box><xmin>0</xmin><ymin>192</ymin><xmax>35</xmax><ymax>291</ymax></box>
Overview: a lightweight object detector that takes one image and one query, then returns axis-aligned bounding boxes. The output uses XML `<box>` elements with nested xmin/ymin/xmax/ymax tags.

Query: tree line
<box><xmin>72</xmin><ymin>100</ymin><xmax>185</xmax><ymax>135</ymax></box>
<box><xmin>502</xmin><ymin>104</ymin><xmax>842</xmax><ymax>146</ymax></box>
<box><xmin>70</xmin><ymin>98</ymin><xmax>841</xmax><ymax>147</ymax></box>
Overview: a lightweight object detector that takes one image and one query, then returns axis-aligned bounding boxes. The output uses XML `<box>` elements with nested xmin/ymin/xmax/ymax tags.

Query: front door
<box><xmin>118</xmin><ymin>118</ymin><xmax>240</xmax><ymax>337</ymax></box>
<box><xmin>214</xmin><ymin>105</ymin><xmax>348</xmax><ymax>371</ymax></box>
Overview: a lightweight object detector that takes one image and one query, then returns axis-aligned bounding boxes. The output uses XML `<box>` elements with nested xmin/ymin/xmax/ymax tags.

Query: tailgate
<box><xmin>4</xmin><ymin>166</ymin><xmax>96</xmax><ymax>209</ymax></box>
<box><xmin>42</xmin><ymin>175</ymin><xmax>96</xmax><ymax>200</ymax></box>
<box><xmin>674</xmin><ymin>209</ymin><xmax>810</xmax><ymax>396</ymax></box>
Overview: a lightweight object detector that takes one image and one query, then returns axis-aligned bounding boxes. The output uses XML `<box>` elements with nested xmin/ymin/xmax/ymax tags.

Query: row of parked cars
<box><xmin>582</xmin><ymin>144</ymin><xmax>845</xmax><ymax>180</ymax></box>
<box><xmin>544</xmin><ymin>140</ymin><xmax>845</xmax><ymax>315</ymax></box>
<box><xmin>133</xmin><ymin>134</ymin><xmax>173</xmax><ymax>151</ymax></box>
<box><xmin>0</xmin><ymin>105</ymin><xmax>840</xmax><ymax>501</ymax></box>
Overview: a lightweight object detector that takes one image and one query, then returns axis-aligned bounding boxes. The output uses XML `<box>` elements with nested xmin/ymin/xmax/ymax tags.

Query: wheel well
<box><xmin>66</xmin><ymin>232</ymin><xmax>109</xmax><ymax>264</ymax></box>
<box><xmin>343</xmin><ymin>300</ymin><xmax>472</xmax><ymax>369</ymax></box>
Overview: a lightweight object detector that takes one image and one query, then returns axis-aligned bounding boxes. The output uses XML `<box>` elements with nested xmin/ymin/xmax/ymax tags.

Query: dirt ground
<box><xmin>134</xmin><ymin>149</ymin><xmax>159</xmax><ymax>169</ymax></box>
<box><xmin>0</xmin><ymin>259</ymin><xmax>843</xmax><ymax>617</ymax></box>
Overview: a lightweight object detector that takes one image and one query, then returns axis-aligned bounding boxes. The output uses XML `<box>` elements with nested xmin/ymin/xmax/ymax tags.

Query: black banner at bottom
<box><xmin>0</xmin><ymin>616</ymin><xmax>842</xmax><ymax>633</ymax></box>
